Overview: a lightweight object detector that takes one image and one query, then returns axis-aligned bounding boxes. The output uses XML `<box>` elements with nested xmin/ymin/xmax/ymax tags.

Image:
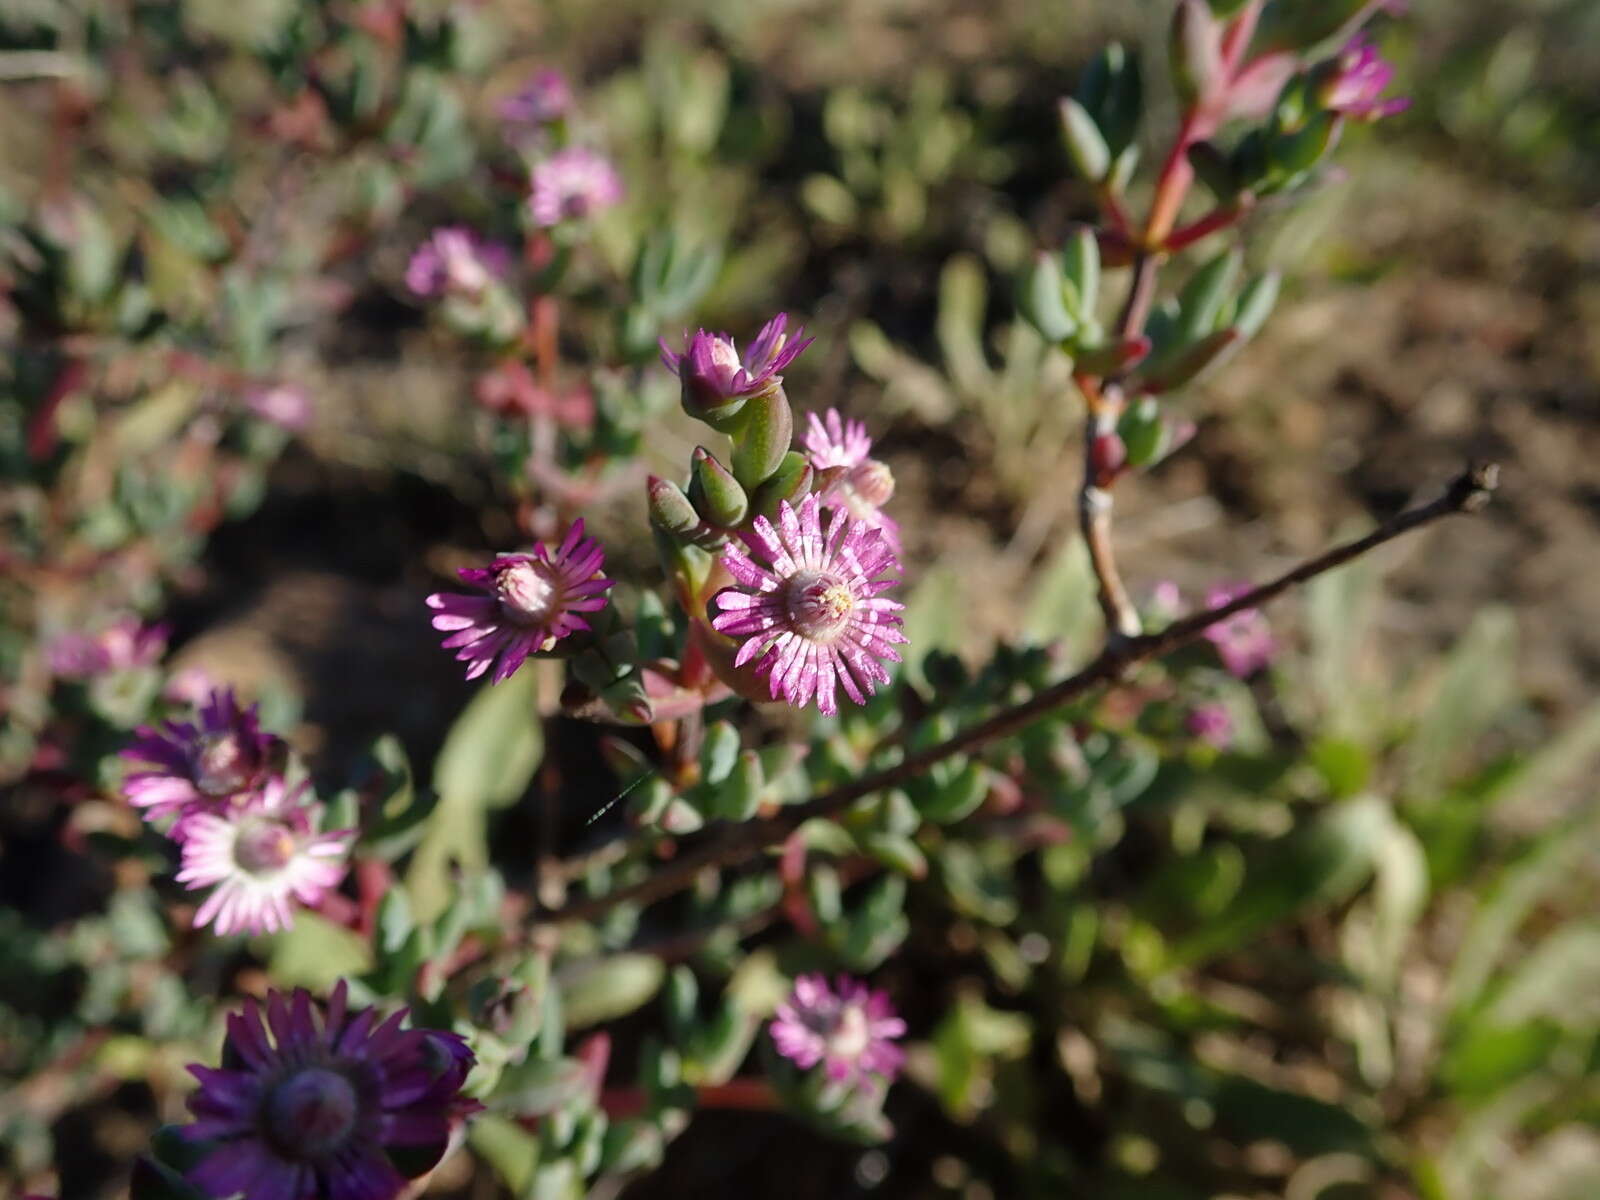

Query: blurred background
<box><xmin>2</xmin><ymin>0</ymin><xmax>1597</xmax><ymax>1197</ymax></box>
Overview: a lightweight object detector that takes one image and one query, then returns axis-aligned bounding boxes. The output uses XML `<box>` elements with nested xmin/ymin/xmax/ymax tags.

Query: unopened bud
<box><xmin>1091</xmin><ymin>432</ymin><xmax>1128</xmax><ymax>486</ymax></box>
<box><xmin>647</xmin><ymin>475</ymin><xmax>701</xmax><ymax>538</ymax></box>
<box><xmin>689</xmin><ymin>447</ymin><xmax>749</xmax><ymax>527</ymax></box>
<box><xmin>849</xmin><ymin>458</ymin><xmax>895</xmax><ymax>508</ymax></box>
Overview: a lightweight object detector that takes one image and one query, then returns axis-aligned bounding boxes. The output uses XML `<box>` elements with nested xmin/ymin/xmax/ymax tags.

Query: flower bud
<box><xmin>1090</xmin><ymin>431</ymin><xmax>1128</xmax><ymax>487</ymax></box>
<box><xmin>848</xmin><ymin>458</ymin><xmax>895</xmax><ymax>508</ymax></box>
<box><xmin>689</xmin><ymin>447</ymin><xmax>750</xmax><ymax>528</ymax></box>
<box><xmin>647</xmin><ymin>475</ymin><xmax>702</xmax><ymax>538</ymax></box>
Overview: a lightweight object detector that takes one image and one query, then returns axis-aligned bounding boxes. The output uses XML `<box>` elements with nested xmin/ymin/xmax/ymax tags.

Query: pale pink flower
<box><xmin>528</xmin><ymin>148</ymin><xmax>622</xmax><ymax>226</ymax></box>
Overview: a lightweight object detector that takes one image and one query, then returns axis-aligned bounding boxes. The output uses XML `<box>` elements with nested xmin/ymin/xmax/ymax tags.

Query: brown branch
<box><xmin>537</xmin><ymin>463</ymin><xmax>1499</xmax><ymax>926</ymax></box>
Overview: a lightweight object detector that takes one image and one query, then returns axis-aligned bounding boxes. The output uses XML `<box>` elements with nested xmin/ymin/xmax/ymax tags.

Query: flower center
<box><xmin>784</xmin><ymin>570</ymin><xmax>856</xmax><ymax>642</ymax></box>
<box><xmin>706</xmin><ymin>336</ymin><xmax>743</xmax><ymax>390</ymax></box>
<box><xmin>235</xmin><ymin>819</ymin><xmax>297</xmax><ymax>874</ymax></box>
<box><xmin>267</xmin><ymin>1067</ymin><xmax>359</xmax><ymax>1159</ymax></box>
<box><xmin>193</xmin><ymin>732</ymin><xmax>252</xmax><ymax>797</ymax></box>
<box><xmin>824</xmin><ymin>1003</ymin><xmax>871</xmax><ymax>1063</ymax></box>
<box><xmin>496</xmin><ymin>560</ymin><xmax>560</xmax><ymax>625</ymax></box>
<box><xmin>847</xmin><ymin>458</ymin><xmax>895</xmax><ymax>508</ymax></box>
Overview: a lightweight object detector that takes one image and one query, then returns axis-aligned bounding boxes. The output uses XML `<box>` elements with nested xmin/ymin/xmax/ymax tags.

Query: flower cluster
<box><xmin>770</xmin><ymin>974</ymin><xmax>905</xmax><ymax>1085</ymax></box>
<box><xmin>122</xmin><ymin>688</ymin><xmax>352</xmax><ymax>936</ymax></box>
<box><xmin>178</xmin><ymin>980</ymin><xmax>478</xmax><ymax>1200</ymax></box>
<box><xmin>426</xmin><ymin>519</ymin><xmax>615</xmax><ymax>684</ymax></box>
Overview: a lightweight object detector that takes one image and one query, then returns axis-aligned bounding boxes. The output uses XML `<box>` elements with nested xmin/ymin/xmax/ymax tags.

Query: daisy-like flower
<box><xmin>528</xmin><ymin>148</ymin><xmax>622</xmax><ymax>227</ymax></box>
<box><xmin>180</xmin><ymin>980</ymin><xmax>479</xmax><ymax>1200</ymax></box>
<box><xmin>1202</xmin><ymin>584</ymin><xmax>1277</xmax><ymax>678</ymax></box>
<box><xmin>406</xmin><ymin>227</ymin><xmax>511</xmax><ymax>299</ymax></box>
<box><xmin>499</xmin><ymin>68</ymin><xmax>571</xmax><ymax>126</ymax></box>
<box><xmin>426</xmin><ymin>519</ymin><xmax>614</xmax><ymax>684</ymax></box>
<box><xmin>176</xmin><ymin>777</ymin><xmax>352</xmax><ymax>936</ymax></box>
<box><xmin>711</xmin><ymin>494</ymin><xmax>906</xmax><ymax>716</ymax></box>
<box><xmin>770</xmin><ymin>974</ymin><xmax>906</xmax><ymax>1085</ymax></box>
<box><xmin>122</xmin><ymin>688</ymin><xmax>280</xmax><ymax>828</ymax></box>
<box><xmin>1317</xmin><ymin>34</ymin><xmax>1410</xmax><ymax>121</ymax></box>
<box><xmin>660</xmin><ymin>313</ymin><xmax>813</xmax><ymax>423</ymax></box>
<box><xmin>803</xmin><ymin>408</ymin><xmax>900</xmax><ymax>554</ymax></box>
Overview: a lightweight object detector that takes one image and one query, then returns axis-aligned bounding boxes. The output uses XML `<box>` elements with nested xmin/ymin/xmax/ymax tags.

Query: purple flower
<box><xmin>1318</xmin><ymin>35</ymin><xmax>1410</xmax><ymax>121</ymax></box>
<box><xmin>711</xmin><ymin>494</ymin><xmax>906</xmax><ymax>716</ymax></box>
<box><xmin>180</xmin><ymin>980</ymin><xmax>479</xmax><ymax>1200</ymax></box>
<box><xmin>803</xmin><ymin>408</ymin><xmax>900</xmax><ymax>554</ymax></box>
<box><xmin>1185</xmin><ymin>703</ymin><xmax>1234</xmax><ymax>749</ymax></box>
<box><xmin>499</xmin><ymin>69</ymin><xmax>571</xmax><ymax>126</ymax></box>
<box><xmin>176</xmin><ymin>777</ymin><xmax>351</xmax><ymax>936</ymax></box>
<box><xmin>246</xmin><ymin>383</ymin><xmax>313</xmax><ymax>432</ymax></box>
<box><xmin>770</xmin><ymin>974</ymin><xmax>905</xmax><ymax>1084</ymax></box>
<box><xmin>426</xmin><ymin>519</ymin><xmax>615</xmax><ymax>684</ymax></box>
<box><xmin>660</xmin><ymin>313</ymin><xmax>813</xmax><ymax>422</ymax></box>
<box><xmin>405</xmin><ymin>227</ymin><xmax>512</xmax><ymax>299</ymax></box>
<box><xmin>1202</xmin><ymin>584</ymin><xmax>1276</xmax><ymax>678</ymax></box>
<box><xmin>528</xmin><ymin>148</ymin><xmax>622</xmax><ymax>227</ymax></box>
<box><xmin>122</xmin><ymin>688</ymin><xmax>280</xmax><ymax>828</ymax></box>
<box><xmin>47</xmin><ymin>617</ymin><xmax>167</xmax><ymax>679</ymax></box>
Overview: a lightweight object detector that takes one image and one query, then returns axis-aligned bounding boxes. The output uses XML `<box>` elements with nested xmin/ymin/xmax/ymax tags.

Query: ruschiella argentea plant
<box><xmin>111</xmin><ymin>5</ymin><xmax>1506</xmax><ymax>1198</ymax></box>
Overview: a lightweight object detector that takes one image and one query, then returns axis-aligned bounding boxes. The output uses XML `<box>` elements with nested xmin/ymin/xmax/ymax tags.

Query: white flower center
<box><xmin>193</xmin><ymin>732</ymin><xmax>251</xmax><ymax>797</ymax></box>
<box><xmin>235</xmin><ymin>819</ymin><xmax>297</xmax><ymax>875</ymax></box>
<box><xmin>707</xmin><ymin>336</ymin><xmax>743</xmax><ymax>389</ymax></box>
<box><xmin>496</xmin><ymin>560</ymin><xmax>559</xmax><ymax>625</ymax></box>
<box><xmin>824</xmin><ymin>1003</ymin><xmax>871</xmax><ymax>1063</ymax></box>
<box><xmin>785</xmin><ymin>570</ymin><xmax>856</xmax><ymax>642</ymax></box>
<box><xmin>267</xmin><ymin>1067</ymin><xmax>359</xmax><ymax>1159</ymax></box>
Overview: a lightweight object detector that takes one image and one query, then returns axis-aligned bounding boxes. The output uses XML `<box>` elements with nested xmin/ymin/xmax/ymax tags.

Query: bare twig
<box><xmin>537</xmin><ymin>463</ymin><xmax>1499</xmax><ymax>925</ymax></box>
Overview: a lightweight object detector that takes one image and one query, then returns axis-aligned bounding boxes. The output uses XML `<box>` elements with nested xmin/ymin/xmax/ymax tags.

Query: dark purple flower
<box><xmin>660</xmin><ymin>314</ymin><xmax>813</xmax><ymax>422</ymax></box>
<box><xmin>122</xmin><ymin>688</ymin><xmax>280</xmax><ymax>829</ymax></box>
<box><xmin>803</xmin><ymin>408</ymin><xmax>900</xmax><ymax>555</ymax></box>
<box><xmin>770</xmin><ymin>974</ymin><xmax>905</xmax><ymax>1084</ymax></box>
<box><xmin>1317</xmin><ymin>34</ymin><xmax>1410</xmax><ymax>121</ymax></box>
<box><xmin>176</xmin><ymin>777</ymin><xmax>352</xmax><ymax>936</ymax></box>
<box><xmin>528</xmin><ymin>148</ymin><xmax>622</xmax><ymax>226</ymax></box>
<box><xmin>1185</xmin><ymin>703</ymin><xmax>1235</xmax><ymax>749</ymax></box>
<box><xmin>406</xmin><ymin>227</ymin><xmax>512</xmax><ymax>299</ymax></box>
<box><xmin>426</xmin><ymin>519</ymin><xmax>614</xmax><ymax>684</ymax></box>
<box><xmin>181</xmin><ymin>980</ymin><xmax>479</xmax><ymax>1200</ymax></box>
<box><xmin>711</xmin><ymin>494</ymin><xmax>906</xmax><ymax>716</ymax></box>
<box><xmin>499</xmin><ymin>69</ymin><xmax>571</xmax><ymax>126</ymax></box>
<box><xmin>1202</xmin><ymin>584</ymin><xmax>1277</xmax><ymax>678</ymax></box>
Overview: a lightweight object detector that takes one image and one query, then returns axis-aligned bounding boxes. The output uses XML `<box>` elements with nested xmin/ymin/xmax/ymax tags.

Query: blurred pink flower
<box><xmin>528</xmin><ymin>148</ymin><xmax>622</xmax><ymax>226</ymax></box>
<box><xmin>770</xmin><ymin>974</ymin><xmax>905</xmax><ymax>1084</ymax></box>
<box><xmin>246</xmin><ymin>383</ymin><xmax>313</xmax><ymax>432</ymax></box>
<box><xmin>1203</xmin><ymin>584</ymin><xmax>1276</xmax><ymax>678</ymax></box>
<box><xmin>406</xmin><ymin>227</ymin><xmax>512</xmax><ymax>298</ymax></box>
<box><xmin>1185</xmin><ymin>703</ymin><xmax>1235</xmax><ymax>748</ymax></box>
<box><xmin>803</xmin><ymin>408</ymin><xmax>900</xmax><ymax>555</ymax></box>
<box><xmin>499</xmin><ymin>69</ymin><xmax>571</xmax><ymax>126</ymax></box>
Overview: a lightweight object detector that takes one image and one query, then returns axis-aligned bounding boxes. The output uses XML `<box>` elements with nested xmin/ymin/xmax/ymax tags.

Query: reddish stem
<box><xmin>1165</xmin><ymin>202</ymin><xmax>1248</xmax><ymax>253</ymax></box>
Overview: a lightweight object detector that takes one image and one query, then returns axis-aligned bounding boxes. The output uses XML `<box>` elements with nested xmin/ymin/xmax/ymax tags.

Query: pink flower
<box><xmin>770</xmin><ymin>974</ymin><xmax>905</xmax><ymax>1084</ymax></box>
<box><xmin>47</xmin><ymin>617</ymin><xmax>167</xmax><ymax>679</ymax></box>
<box><xmin>406</xmin><ymin>227</ymin><xmax>511</xmax><ymax>298</ymax></box>
<box><xmin>246</xmin><ymin>383</ymin><xmax>313</xmax><ymax>432</ymax></box>
<box><xmin>426</xmin><ymin>519</ymin><xmax>615</xmax><ymax>684</ymax></box>
<box><xmin>1185</xmin><ymin>703</ymin><xmax>1234</xmax><ymax>748</ymax></box>
<box><xmin>1318</xmin><ymin>34</ymin><xmax>1410</xmax><ymax>121</ymax></box>
<box><xmin>803</xmin><ymin>408</ymin><xmax>900</xmax><ymax>554</ymax></box>
<box><xmin>1202</xmin><ymin>584</ymin><xmax>1276</xmax><ymax>677</ymax></box>
<box><xmin>661</xmin><ymin>313</ymin><xmax>812</xmax><ymax>422</ymax></box>
<box><xmin>711</xmin><ymin>494</ymin><xmax>906</xmax><ymax>716</ymax></box>
<box><xmin>164</xmin><ymin>665</ymin><xmax>219</xmax><ymax>707</ymax></box>
<box><xmin>176</xmin><ymin>777</ymin><xmax>351</xmax><ymax>936</ymax></box>
<box><xmin>528</xmin><ymin>148</ymin><xmax>622</xmax><ymax>226</ymax></box>
<box><xmin>122</xmin><ymin>688</ymin><xmax>281</xmax><ymax>829</ymax></box>
<box><xmin>499</xmin><ymin>69</ymin><xmax>572</xmax><ymax>126</ymax></box>
<box><xmin>179</xmin><ymin>980</ymin><xmax>479</xmax><ymax>1200</ymax></box>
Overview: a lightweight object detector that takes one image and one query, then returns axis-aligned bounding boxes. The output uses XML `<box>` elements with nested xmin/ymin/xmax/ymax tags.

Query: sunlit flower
<box><xmin>122</xmin><ymin>688</ymin><xmax>280</xmax><ymax>829</ymax></box>
<box><xmin>426</xmin><ymin>519</ymin><xmax>614</xmax><ymax>684</ymax></box>
<box><xmin>180</xmin><ymin>980</ymin><xmax>479</xmax><ymax>1200</ymax></box>
<box><xmin>711</xmin><ymin>494</ymin><xmax>905</xmax><ymax>716</ymax></box>
<box><xmin>405</xmin><ymin>227</ymin><xmax>511</xmax><ymax>299</ymax></box>
<box><xmin>176</xmin><ymin>777</ymin><xmax>351</xmax><ymax>936</ymax></box>
<box><xmin>1317</xmin><ymin>34</ymin><xmax>1410</xmax><ymax>121</ymax></box>
<box><xmin>499</xmin><ymin>69</ymin><xmax>571</xmax><ymax>126</ymax></box>
<box><xmin>770</xmin><ymin>974</ymin><xmax>905</xmax><ymax>1084</ymax></box>
<box><xmin>1185</xmin><ymin>703</ymin><xmax>1234</xmax><ymax>749</ymax></box>
<box><xmin>803</xmin><ymin>408</ymin><xmax>900</xmax><ymax>554</ymax></box>
<box><xmin>661</xmin><ymin>313</ymin><xmax>812</xmax><ymax>421</ymax></box>
<box><xmin>528</xmin><ymin>148</ymin><xmax>622</xmax><ymax>226</ymax></box>
<box><xmin>1202</xmin><ymin>584</ymin><xmax>1276</xmax><ymax>678</ymax></box>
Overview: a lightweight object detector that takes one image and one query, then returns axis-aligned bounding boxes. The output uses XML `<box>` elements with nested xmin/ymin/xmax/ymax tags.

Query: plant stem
<box><xmin>537</xmin><ymin>463</ymin><xmax>1498</xmax><ymax>926</ymax></box>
